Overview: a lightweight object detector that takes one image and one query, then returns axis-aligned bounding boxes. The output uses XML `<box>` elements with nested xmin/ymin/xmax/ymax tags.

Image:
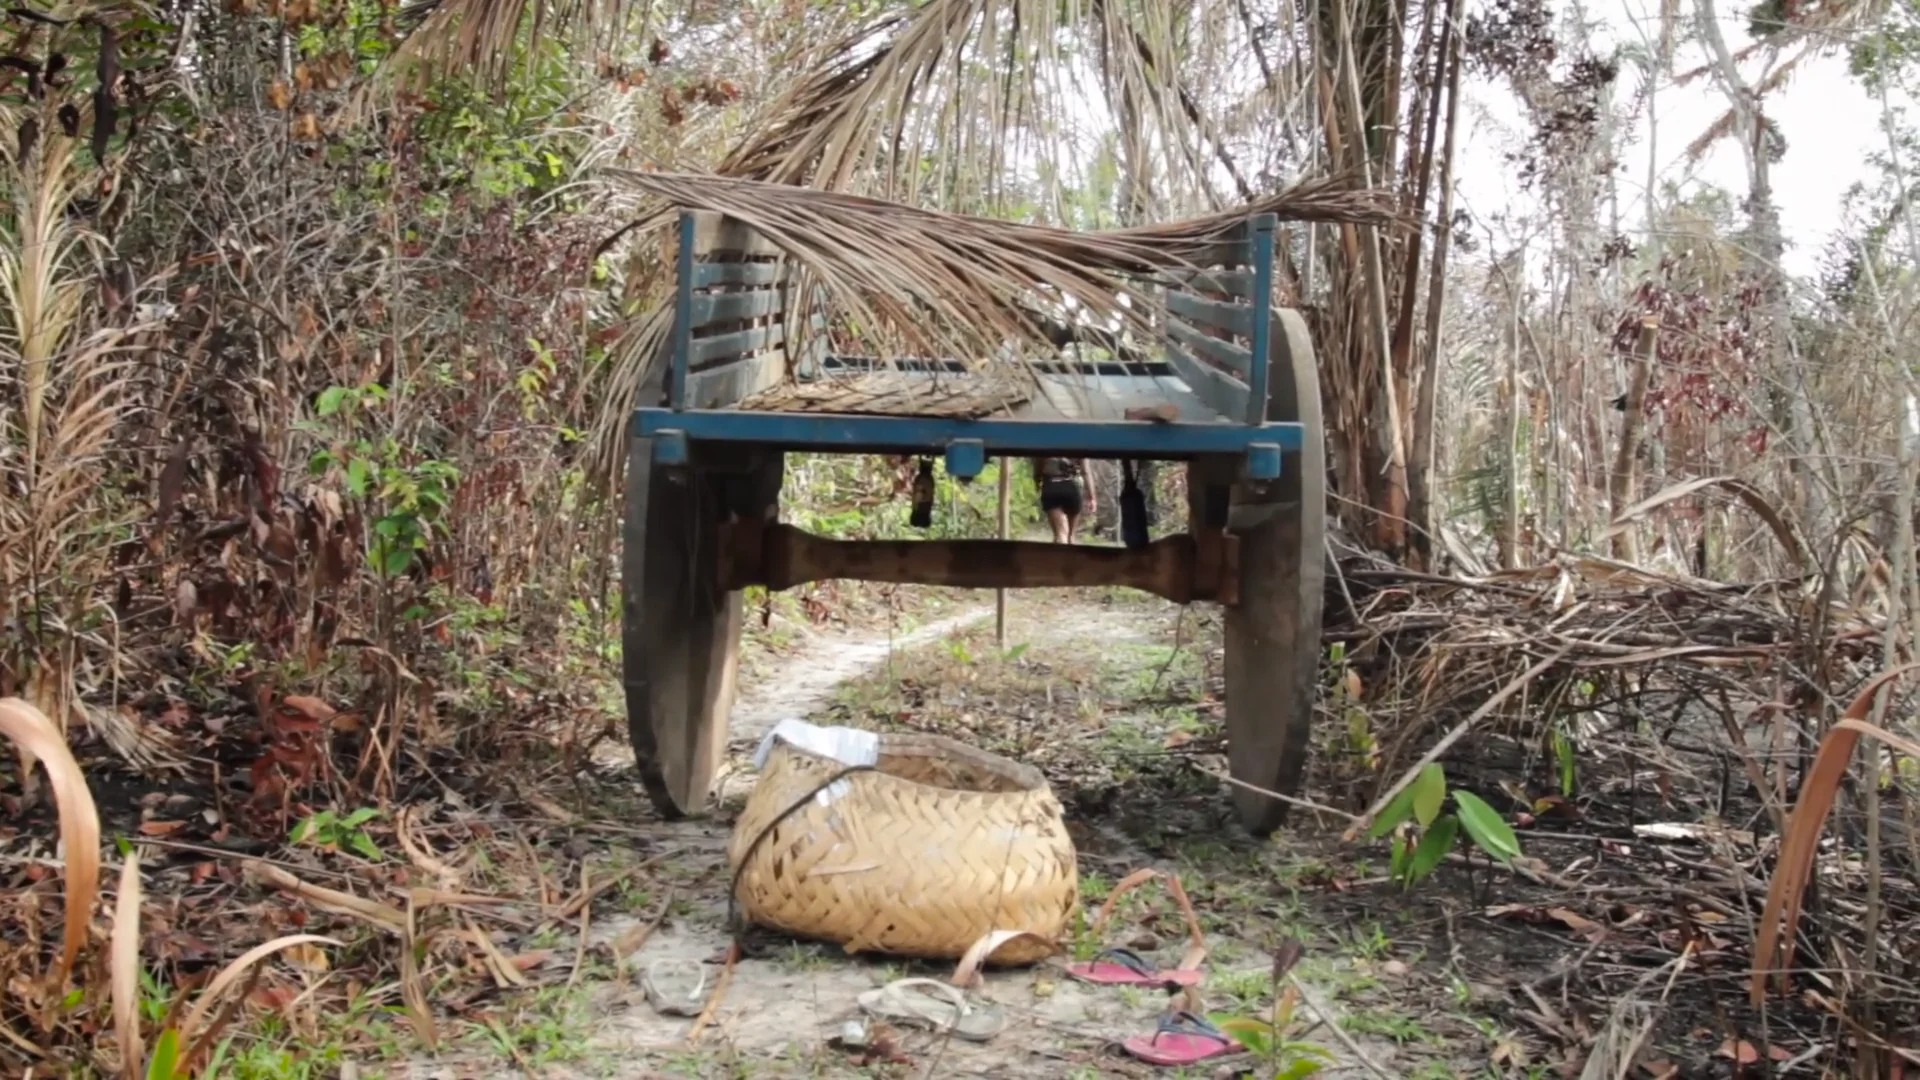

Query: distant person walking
<box><xmin>1033</xmin><ymin>457</ymin><xmax>1096</xmax><ymax>544</ymax></box>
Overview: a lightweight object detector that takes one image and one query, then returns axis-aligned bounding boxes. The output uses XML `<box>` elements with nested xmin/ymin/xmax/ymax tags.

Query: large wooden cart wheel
<box><xmin>1196</xmin><ymin>309</ymin><xmax>1327</xmax><ymax>835</ymax></box>
<box><xmin>621</xmin><ymin>438</ymin><xmax>782</xmax><ymax>818</ymax></box>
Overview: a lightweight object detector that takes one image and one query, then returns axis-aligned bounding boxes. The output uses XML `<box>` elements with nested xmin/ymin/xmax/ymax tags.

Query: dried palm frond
<box><xmin>384</xmin><ymin>0</ymin><xmax>627</xmax><ymax>89</ymax></box>
<box><xmin>614</xmin><ymin>167</ymin><xmax>1392</xmax><ymax>340</ymax></box>
<box><xmin>80</xmin><ymin>701</ymin><xmax>186</xmax><ymax>776</ymax></box>
<box><xmin>1</xmin><ymin>126</ymin><xmax>161</xmax><ymax>767</ymax></box>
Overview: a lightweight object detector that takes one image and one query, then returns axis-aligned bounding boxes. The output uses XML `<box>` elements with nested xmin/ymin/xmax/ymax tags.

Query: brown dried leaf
<box><xmin>1545</xmin><ymin>907</ymin><xmax>1604</xmax><ymax>941</ymax></box>
<box><xmin>507</xmin><ymin>949</ymin><xmax>552</xmax><ymax>972</ymax></box>
<box><xmin>281</xmin><ymin>942</ymin><xmax>329</xmax><ymax>973</ymax></box>
<box><xmin>246</xmin><ymin>984</ymin><xmax>297</xmax><ymax>1010</ymax></box>
<box><xmin>112</xmin><ymin>850</ymin><xmax>143</xmax><ymax>1077</ymax></box>
<box><xmin>1751</xmin><ymin>668</ymin><xmax>1920</xmax><ymax>1005</ymax></box>
<box><xmin>266</xmin><ymin>78</ymin><xmax>290</xmax><ymax>110</ymax></box>
<box><xmin>0</xmin><ymin>698</ymin><xmax>101</xmax><ymax>989</ymax></box>
<box><xmin>281</xmin><ymin>696</ymin><xmax>337</xmax><ymax>724</ymax></box>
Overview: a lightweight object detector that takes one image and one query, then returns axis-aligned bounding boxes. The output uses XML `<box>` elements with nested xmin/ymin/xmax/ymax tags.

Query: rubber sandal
<box><xmin>1065</xmin><ymin>946</ymin><xmax>1204</xmax><ymax>987</ymax></box>
<box><xmin>856</xmin><ymin>978</ymin><xmax>1007</xmax><ymax>1042</ymax></box>
<box><xmin>642</xmin><ymin>958</ymin><xmax>710</xmax><ymax>1017</ymax></box>
<box><xmin>1121</xmin><ymin>1010</ymin><xmax>1242</xmax><ymax>1066</ymax></box>
<box><xmin>1064</xmin><ymin>868</ymin><xmax>1209</xmax><ymax>987</ymax></box>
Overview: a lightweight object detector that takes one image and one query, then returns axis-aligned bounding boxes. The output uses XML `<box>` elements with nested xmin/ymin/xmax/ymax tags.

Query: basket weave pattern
<box><xmin>727</xmin><ymin>733</ymin><xmax>1078</xmax><ymax>965</ymax></box>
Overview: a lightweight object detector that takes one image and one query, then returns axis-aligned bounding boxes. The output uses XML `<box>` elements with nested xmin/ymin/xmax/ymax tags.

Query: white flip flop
<box><xmin>855</xmin><ymin>977</ymin><xmax>1007</xmax><ymax>1042</ymax></box>
<box><xmin>643</xmin><ymin>958</ymin><xmax>710</xmax><ymax>1017</ymax></box>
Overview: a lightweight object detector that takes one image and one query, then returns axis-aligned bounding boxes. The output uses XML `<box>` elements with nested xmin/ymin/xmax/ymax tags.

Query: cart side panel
<box><xmin>1155</xmin><ymin>213</ymin><xmax>1276</xmax><ymax>427</ymax></box>
<box><xmin>674</xmin><ymin>212</ymin><xmax>803</xmax><ymax>411</ymax></box>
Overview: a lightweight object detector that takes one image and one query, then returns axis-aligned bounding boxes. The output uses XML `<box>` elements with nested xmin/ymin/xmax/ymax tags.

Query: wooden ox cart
<box><xmin>621</xmin><ymin>209</ymin><xmax>1325</xmax><ymax>835</ymax></box>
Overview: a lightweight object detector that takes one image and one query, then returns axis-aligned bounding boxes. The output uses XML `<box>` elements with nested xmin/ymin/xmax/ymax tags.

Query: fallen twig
<box><xmin>1194</xmin><ymin>764</ymin><xmax>1361</xmax><ymax>824</ymax></box>
<box><xmin>1286</xmin><ymin>973</ymin><xmax>1393</xmax><ymax>1079</ymax></box>
<box><xmin>535</xmin><ymin>848</ymin><xmax>678</xmax><ymax>938</ymax></box>
<box><xmin>683</xmin><ymin>940</ymin><xmax>740</xmax><ymax>1047</ymax></box>
<box><xmin>610</xmin><ymin>887</ymin><xmax>675</xmax><ymax>970</ymax></box>
<box><xmin>246</xmin><ymin>860</ymin><xmax>407</xmax><ymax>935</ymax></box>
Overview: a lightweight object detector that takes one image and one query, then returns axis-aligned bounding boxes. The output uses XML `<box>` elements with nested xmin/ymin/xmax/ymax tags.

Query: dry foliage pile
<box><xmin>1321</xmin><ymin>538</ymin><xmax>1920</xmax><ymax>1066</ymax></box>
<box><xmin>1</xmin><ymin>696</ymin><xmax>685</xmax><ymax>1077</ymax></box>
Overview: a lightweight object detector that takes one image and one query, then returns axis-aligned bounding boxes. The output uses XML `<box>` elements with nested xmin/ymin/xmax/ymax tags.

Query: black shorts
<box><xmin>1039</xmin><ymin>478</ymin><xmax>1083</xmax><ymax>517</ymax></box>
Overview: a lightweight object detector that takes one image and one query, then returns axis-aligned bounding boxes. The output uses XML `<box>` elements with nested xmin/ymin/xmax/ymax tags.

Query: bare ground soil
<box><xmin>391</xmin><ymin>587</ymin><xmax>1582</xmax><ymax>1080</ymax></box>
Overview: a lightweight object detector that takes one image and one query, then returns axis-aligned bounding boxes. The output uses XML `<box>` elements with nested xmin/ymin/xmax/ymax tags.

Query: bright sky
<box><xmin>1450</xmin><ymin>0</ymin><xmax>1891</xmax><ymax>279</ymax></box>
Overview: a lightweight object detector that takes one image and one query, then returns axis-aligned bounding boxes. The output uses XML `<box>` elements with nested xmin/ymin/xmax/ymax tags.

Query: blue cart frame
<box><xmin>623</xmin><ymin>210</ymin><xmax>1327</xmax><ymax>835</ymax></box>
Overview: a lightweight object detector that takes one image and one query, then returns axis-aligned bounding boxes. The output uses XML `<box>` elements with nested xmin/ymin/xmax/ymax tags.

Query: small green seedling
<box><xmin>1368</xmin><ymin>764</ymin><xmax>1522</xmax><ymax>889</ymax></box>
<box><xmin>1212</xmin><ymin>978</ymin><xmax>1335</xmax><ymax>1079</ymax></box>
<box><xmin>290</xmin><ymin>807</ymin><xmax>383</xmax><ymax>860</ymax></box>
<box><xmin>1550</xmin><ymin>720</ymin><xmax>1577</xmax><ymax>797</ymax></box>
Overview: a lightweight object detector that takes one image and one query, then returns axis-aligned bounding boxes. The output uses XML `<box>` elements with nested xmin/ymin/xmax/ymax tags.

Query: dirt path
<box><xmin>380</xmin><ymin>589</ymin><xmax>1504</xmax><ymax>1079</ymax></box>
<box><xmin>590</xmin><ymin>603</ymin><xmax>994</xmax><ymax>777</ymax></box>
<box><xmin>729</xmin><ymin>604</ymin><xmax>994</xmax><ymax>743</ymax></box>
<box><xmin>481</xmin><ymin>589</ymin><xmax>1433</xmax><ymax>1080</ymax></box>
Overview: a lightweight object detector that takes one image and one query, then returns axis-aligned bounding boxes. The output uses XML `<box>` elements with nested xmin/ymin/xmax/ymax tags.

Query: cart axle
<box><xmin>717</xmin><ymin>521</ymin><xmax>1240</xmax><ymax>605</ymax></box>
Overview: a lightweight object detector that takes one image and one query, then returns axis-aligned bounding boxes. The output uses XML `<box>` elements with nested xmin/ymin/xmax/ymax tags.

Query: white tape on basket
<box><xmin>753</xmin><ymin>719</ymin><xmax>880</xmax><ymax>807</ymax></box>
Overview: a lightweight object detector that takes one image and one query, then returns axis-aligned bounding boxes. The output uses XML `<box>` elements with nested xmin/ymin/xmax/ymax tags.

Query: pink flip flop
<box><xmin>1066</xmin><ymin>946</ymin><xmax>1204</xmax><ymax>987</ymax></box>
<box><xmin>1065</xmin><ymin>868</ymin><xmax>1210</xmax><ymax>988</ymax></box>
<box><xmin>1121</xmin><ymin>1010</ymin><xmax>1242</xmax><ymax>1066</ymax></box>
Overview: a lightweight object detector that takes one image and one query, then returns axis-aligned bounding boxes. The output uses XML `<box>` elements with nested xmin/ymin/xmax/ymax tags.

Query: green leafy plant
<box><xmin>1327</xmin><ymin>642</ymin><xmax>1375</xmax><ymax>766</ymax></box>
<box><xmin>1368</xmin><ymin>764</ymin><xmax>1523</xmax><ymax>889</ymax></box>
<box><xmin>289</xmin><ymin>808</ymin><xmax>382</xmax><ymax>860</ymax></box>
<box><xmin>1212</xmin><ymin>978</ymin><xmax>1336</xmax><ymax>1078</ymax></box>
<box><xmin>1550</xmin><ymin>721</ymin><xmax>1578</xmax><ymax>798</ymax></box>
<box><xmin>305</xmin><ymin>383</ymin><xmax>461</xmax><ymax>580</ymax></box>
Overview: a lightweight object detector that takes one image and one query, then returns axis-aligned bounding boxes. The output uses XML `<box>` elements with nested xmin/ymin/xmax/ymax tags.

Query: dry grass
<box><xmin>0</xmin><ymin>127</ymin><xmax>160</xmax><ymax>745</ymax></box>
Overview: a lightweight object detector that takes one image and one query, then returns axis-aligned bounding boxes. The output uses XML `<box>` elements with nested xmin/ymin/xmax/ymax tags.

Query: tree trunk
<box><xmin>1318</xmin><ymin>0</ymin><xmax>1421</xmax><ymax>559</ymax></box>
<box><xmin>1694</xmin><ymin>0</ymin><xmax>1827</xmax><ymax>544</ymax></box>
<box><xmin>1609</xmin><ymin>317</ymin><xmax>1659</xmax><ymax>560</ymax></box>
<box><xmin>1407</xmin><ymin>19</ymin><xmax>1463</xmax><ymax>570</ymax></box>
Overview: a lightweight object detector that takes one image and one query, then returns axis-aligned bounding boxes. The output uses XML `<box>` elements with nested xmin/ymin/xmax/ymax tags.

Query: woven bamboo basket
<box><xmin>726</xmin><ymin>732</ymin><xmax>1078</xmax><ymax>966</ymax></box>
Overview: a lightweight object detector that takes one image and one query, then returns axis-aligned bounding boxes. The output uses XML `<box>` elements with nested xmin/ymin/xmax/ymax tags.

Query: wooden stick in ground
<box><xmin>1341</xmin><ymin>646</ymin><xmax>1572</xmax><ymax>843</ymax></box>
<box><xmin>996</xmin><ymin>457</ymin><xmax>1010</xmax><ymax>647</ymax></box>
<box><xmin>1608</xmin><ymin>316</ymin><xmax>1659</xmax><ymax>561</ymax></box>
<box><xmin>1287</xmin><ymin>974</ymin><xmax>1393</xmax><ymax>1079</ymax></box>
<box><xmin>683</xmin><ymin>940</ymin><xmax>740</xmax><ymax>1047</ymax></box>
<box><xmin>568</xmin><ymin>863</ymin><xmax>591</xmax><ymax>989</ymax></box>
